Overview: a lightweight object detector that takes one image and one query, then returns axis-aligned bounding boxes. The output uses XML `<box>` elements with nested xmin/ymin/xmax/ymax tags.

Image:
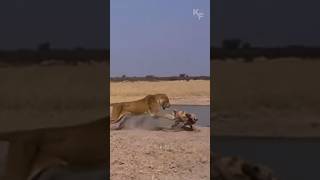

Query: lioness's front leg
<box><xmin>149</xmin><ymin>111</ymin><xmax>175</xmax><ymax>120</ymax></box>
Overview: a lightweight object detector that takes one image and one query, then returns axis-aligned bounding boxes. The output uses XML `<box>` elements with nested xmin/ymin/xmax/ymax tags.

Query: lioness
<box><xmin>110</xmin><ymin>94</ymin><xmax>171</xmax><ymax>130</ymax></box>
<box><xmin>0</xmin><ymin>118</ymin><xmax>107</xmax><ymax>180</ymax></box>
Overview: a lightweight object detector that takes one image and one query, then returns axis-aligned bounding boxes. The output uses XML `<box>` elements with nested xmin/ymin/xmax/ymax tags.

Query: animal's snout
<box><xmin>189</xmin><ymin>114</ymin><xmax>198</xmax><ymax>124</ymax></box>
<box><xmin>191</xmin><ymin>118</ymin><xmax>198</xmax><ymax>124</ymax></box>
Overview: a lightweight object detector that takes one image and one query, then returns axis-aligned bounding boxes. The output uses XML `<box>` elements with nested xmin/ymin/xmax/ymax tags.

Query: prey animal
<box><xmin>170</xmin><ymin>110</ymin><xmax>198</xmax><ymax>130</ymax></box>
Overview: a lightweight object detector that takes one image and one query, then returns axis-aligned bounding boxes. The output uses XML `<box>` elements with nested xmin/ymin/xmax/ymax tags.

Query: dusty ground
<box><xmin>110</xmin><ymin>128</ymin><xmax>210</xmax><ymax>180</ymax></box>
<box><xmin>110</xmin><ymin>79</ymin><xmax>210</xmax><ymax>179</ymax></box>
<box><xmin>110</xmin><ymin>80</ymin><xmax>210</xmax><ymax>105</ymax></box>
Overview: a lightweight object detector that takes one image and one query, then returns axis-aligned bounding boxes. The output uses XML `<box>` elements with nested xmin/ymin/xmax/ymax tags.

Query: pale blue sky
<box><xmin>1</xmin><ymin>0</ymin><xmax>320</xmax><ymax>50</ymax></box>
<box><xmin>213</xmin><ymin>0</ymin><xmax>320</xmax><ymax>47</ymax></box>
<box><xmin>111</xmin><ymin>0</ymin><xmax>210</xmax><ymax>77</ymax></box>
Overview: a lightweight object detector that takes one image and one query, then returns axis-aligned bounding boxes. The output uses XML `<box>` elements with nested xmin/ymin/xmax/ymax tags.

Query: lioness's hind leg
<box><xmin>117</xmin><ymin>115</ymin><xmax>130</xmax><ymax>130</ymax></box>
<box><xmin>111</xmin><ymin>115</ymin><xmax>129</xmax><ymax>130</ymax></box>
<box><xmin>110</xmin><ymin>104</ymin><xmax>125</xmax><ymax>124</ymax></box>
<box><xmin>111</xmin><ymin>110</ymin><xmax>132</xmax><ymax>124</ymax></box>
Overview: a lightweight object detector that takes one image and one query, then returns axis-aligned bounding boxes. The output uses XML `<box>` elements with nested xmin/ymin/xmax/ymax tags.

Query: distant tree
<box><xmin>222</xmin><ymin>39</ymin><xmax>242</xmax><ymax>50</ymax></box>
<box><xmin>37</xmin><ymin>42</ymin><xmax>51</xmax><ymax>51</ymax></box>
<box><xmin>286</xmin><ymin>45</ymin><xmax>306</xmax><ymax>49</ymax></box>
<box><xmin>145</xmin><ymin>75</ymin><xmax>157</xmax><ymax>81</ymax></box>
<box><xmin>244</xmin><ymin>56</ymin><xmax>254</xmax><ymax>63</ymax></box>
<box><xmin>122</xmin><ymin>74</ymin><xmax>126</xmax><ymax>78</ymax></box>
<box><xmin>179</xmin><ymin>73</ymin><xmax>190</xmax><ymax>81</ymax></box>
<box><xmin>242</xmin><ymin>42</ymin><xmax>252</xmax><ymax>49</ymax></box>
<box><xmin>185</xmin><ymin>75</ymin><xmax>190</xmax><ymax>81</ymax></box>
<box><xmin>74</xmin><ymin>46</ymin><xmax>85</xmax><ymax>51</ymax></box>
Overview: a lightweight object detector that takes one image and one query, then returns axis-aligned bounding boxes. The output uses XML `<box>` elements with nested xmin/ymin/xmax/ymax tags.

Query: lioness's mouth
<box><xmin>163</xmin><ymin>105</ymin><xmax>170</xmax><ymax>110</ymax></box>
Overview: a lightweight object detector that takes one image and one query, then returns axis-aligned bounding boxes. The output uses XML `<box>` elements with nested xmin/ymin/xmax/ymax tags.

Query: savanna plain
<box><xmin>213</xmin><ymin>58</ymin><xmax>320</xmax><ymax>137</ymax></box>
<box><xmin>1</xmin><ymin>58</ymin><xmax>318</xmax><ymax>179</ymax></box>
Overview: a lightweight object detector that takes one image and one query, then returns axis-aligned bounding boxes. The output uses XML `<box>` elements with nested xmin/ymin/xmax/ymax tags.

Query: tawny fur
<box><xmin>0</xmin><ymin>118</ymin><xmax>107</xmax><ymax>180</ymax></box>
<box><xmin>110</xmin><ymin>94</ymin><xmax>171</xmax><ymax>129</ymax></box>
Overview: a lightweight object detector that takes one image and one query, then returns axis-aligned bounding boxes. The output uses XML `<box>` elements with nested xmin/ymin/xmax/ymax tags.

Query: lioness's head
<box><xmin>155</xmin><ymin>94</ymin><xmax>171</xmax><ymax>110</ymax></box>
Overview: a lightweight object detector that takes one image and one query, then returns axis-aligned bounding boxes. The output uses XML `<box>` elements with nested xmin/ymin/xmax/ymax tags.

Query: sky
<box><xmin>0</xmin><ymin>1</ymin><xmax>320</xmax><ymax>49</ymax></box>
<box><xmin>213</xmin><ymin>0</ymin><xmax>320</xmax><ymax>47</ymax></box>
<box><xmin>0</xmin><ymin>0</ymin><xmax>108</xmax><ymax>49</ymax></box>
<box><xmin>111</xmin><ymin>0</ymin><xmax>210</xmax><ymax>77</ymax></box>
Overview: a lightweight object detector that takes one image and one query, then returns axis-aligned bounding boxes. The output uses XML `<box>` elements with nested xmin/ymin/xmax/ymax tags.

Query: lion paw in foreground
<box><xmin>213</xmin><ymin>155</ymin><xmax>278</xmax><ymax>180</ymax></box>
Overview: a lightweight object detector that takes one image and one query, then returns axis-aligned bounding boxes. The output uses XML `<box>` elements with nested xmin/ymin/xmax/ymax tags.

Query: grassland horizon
<box><xmin>110</xmin><ymin>80</ymin><xmax>210</xmax><ymax>105</ymax></box>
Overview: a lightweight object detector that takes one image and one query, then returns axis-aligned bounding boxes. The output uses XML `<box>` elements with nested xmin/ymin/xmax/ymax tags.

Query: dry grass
<box><xmin>0</xmin><ymin>62</ymin><xmax>108</xmax><ymax>131</ymax></box>
<box><xmin>213</xmin><ymin>58</ymin><xmax>320</xmax><ymax>112</ymax></box>
<box><xmin>110</xmin><ymin>80</ymin><xmax>210</xmax><ymax>105</ymax></box>
<box><xmin>212</xmin><ymin>58</ymin><xmax>320</xmax><ymax>137</ymax></box>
